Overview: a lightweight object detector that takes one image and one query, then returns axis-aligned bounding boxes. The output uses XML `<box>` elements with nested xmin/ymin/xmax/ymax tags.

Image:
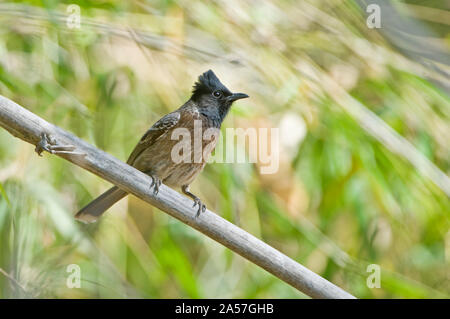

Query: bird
<box><xmin>75</xmin><ymin>70</ymin><xmax>249</xmax><ymax>223</ymax></box>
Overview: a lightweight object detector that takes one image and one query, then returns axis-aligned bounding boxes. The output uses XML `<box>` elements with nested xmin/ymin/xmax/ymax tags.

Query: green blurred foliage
<box><xmin>0</xmin><ymin>0</ymin><xmax>449</xmax><ymax>298</ymax></box>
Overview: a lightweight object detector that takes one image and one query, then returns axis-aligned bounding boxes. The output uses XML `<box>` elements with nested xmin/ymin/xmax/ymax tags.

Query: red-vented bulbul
<box><xmin>75</xmin><ymin>70</ymin><xmax>248</xmax><ymax>223</ymax></box>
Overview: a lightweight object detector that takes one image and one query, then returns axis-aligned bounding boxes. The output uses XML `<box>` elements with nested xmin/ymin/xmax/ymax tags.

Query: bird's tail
<box><xmin>75</xmin><ymin>186</ymin><xmax>127</xmax><ymax>223</ymax></box>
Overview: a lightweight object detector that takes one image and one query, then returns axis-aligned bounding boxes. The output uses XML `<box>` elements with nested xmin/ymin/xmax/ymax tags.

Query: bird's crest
<box><xmin>192</xmin><ymin>70</ymin><xmax>231</xmax><ymax>97</ymax></box>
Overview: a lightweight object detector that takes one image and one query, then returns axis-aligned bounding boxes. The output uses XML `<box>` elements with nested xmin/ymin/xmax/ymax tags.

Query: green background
<box><xmin>0</xmin><ymin>0</ymin><xmax>449</xmax><ymax>298</ymax></box>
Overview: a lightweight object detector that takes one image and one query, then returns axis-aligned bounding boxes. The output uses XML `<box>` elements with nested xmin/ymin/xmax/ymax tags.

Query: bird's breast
<box><xmin>132</xmin><ymin>109</ymin><xmax>220</xmax><ymax>187</ymax></box>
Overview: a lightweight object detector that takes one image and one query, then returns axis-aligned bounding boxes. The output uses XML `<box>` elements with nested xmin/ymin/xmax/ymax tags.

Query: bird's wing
<box><xmin>126</xmin><ymin>111</ymin><xmax>181</xmax><ymax>165</ymax></box>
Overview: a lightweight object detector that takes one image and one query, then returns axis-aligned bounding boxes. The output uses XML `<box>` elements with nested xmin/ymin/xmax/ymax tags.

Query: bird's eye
<box><xmin>212</xmin><ymin>90</ymin><xmax>222</xmax><ymax>98</ymax></box>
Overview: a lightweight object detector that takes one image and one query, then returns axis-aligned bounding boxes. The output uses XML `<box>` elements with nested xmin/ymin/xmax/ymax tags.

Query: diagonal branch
<box><xmin>0</xmin><ymin>95</ymin><xmax>355</xmax><ymax>299</ymax></box>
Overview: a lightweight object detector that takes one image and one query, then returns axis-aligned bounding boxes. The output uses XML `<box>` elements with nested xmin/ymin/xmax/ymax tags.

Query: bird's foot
<box><xmin>35</xmin><ymin>133</ymin><xmax>86</xmax><ymax>157</ymax></box>
<box><xmin>182</xmin><ymin>185</ymin><xmax>206</xmax><ymax>217</ymax></box>
<box><xmin>150</xmin><ymin>175</ymin><xmax>162</xmax><ymax>195</ymax></box>
<box><xmin>192</xmin><ymin>198</ymin><xmax>206</xmax><ymax>217</ymax></box>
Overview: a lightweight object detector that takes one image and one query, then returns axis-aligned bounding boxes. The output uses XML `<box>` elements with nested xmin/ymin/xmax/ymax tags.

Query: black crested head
<box><xmin>192</xmin><ymin>70</ymin><xmax>231</xmax><ymax>99</ymax></box>
<box><xmin>190</xmin><ymin>70</ymin><xmax>249</xmax><ymax>126</ymax></box>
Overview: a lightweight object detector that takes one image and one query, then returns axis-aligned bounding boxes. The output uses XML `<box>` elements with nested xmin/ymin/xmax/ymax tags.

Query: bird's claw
<box><xmin>181</xmin><ymin>185</ymin><xmax>206</xmax><ymax>218</ymax></box>
<box><xmin>193</xmin><ymin>198</ymin><xmax>206</xmax><ymax>217</ymax></box>
<box><xmin>150</xmin><ymin>175</ymin><xmax>162</xmax><ymax>195</ymax></box>
<box><xmin>35</xmin><ymin>133</ymin><xmax>86</xmax><ymax>157</ymax></box>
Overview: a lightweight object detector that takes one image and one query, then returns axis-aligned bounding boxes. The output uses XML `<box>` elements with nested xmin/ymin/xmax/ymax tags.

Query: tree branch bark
<box><xmin>0</xmin><ymin>95</ymin><xmax>356</xmax><ymax>299</ymax></box>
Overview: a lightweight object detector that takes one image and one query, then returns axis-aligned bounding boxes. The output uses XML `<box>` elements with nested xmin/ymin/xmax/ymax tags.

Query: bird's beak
<box><xmin>228</xmin><ymin>93</ymin><xmax>249</xmax><ymax>102</ymax></box>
